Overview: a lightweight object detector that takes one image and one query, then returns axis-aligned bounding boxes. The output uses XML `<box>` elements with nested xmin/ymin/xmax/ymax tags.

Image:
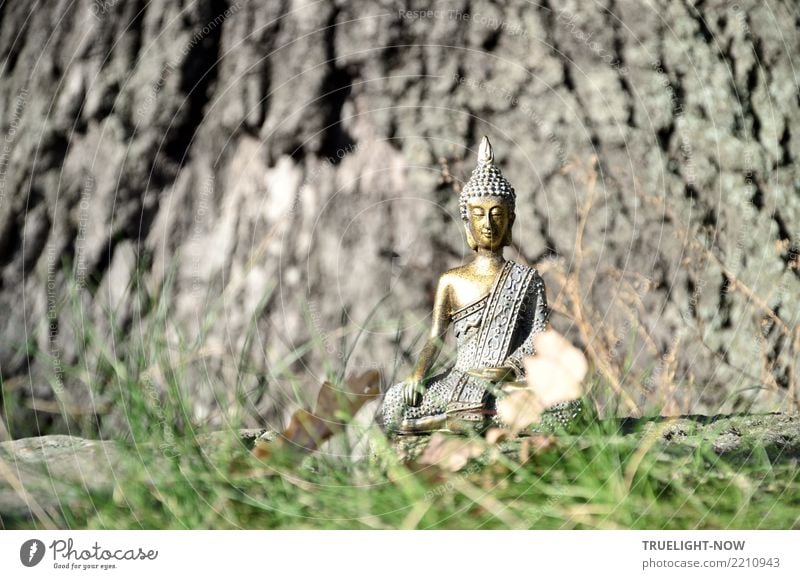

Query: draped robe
<box><xmin>381</xmin><ymin>261</ymin><xmax>549</xmax><ymax>432</ymax></box>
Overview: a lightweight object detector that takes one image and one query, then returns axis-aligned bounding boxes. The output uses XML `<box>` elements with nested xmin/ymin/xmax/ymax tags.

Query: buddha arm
<box><xmin>408</xmin><ymin>276</ymin><xmax>451</xmax><ymax>384</ymax></box>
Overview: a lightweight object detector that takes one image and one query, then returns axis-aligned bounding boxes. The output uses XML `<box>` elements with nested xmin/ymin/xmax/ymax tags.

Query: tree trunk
<box><xmin>0</xmin><ymin>0</ymin><xmax>797</xmax><ymax>437</ymax></box>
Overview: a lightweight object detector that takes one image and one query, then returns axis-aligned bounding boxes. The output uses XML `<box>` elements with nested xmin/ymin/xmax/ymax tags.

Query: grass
<box><xmin>4</xmin><ymin>387</ymin><xmax>799</xmax><ymax>529</ymax></box>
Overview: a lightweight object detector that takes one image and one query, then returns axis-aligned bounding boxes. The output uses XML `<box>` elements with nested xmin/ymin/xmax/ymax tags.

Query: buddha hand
<box><xmin>402</xmin><ymin>379</ymin><xmax>426</xmax><ymax>407</ymax></box>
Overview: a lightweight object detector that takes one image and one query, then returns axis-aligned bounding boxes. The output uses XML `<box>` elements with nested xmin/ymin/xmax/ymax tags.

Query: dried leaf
<box><xmin>485</xmin><ymin>427</ymin><xmax>513</xmax><ymax>445</ymax></box>
<box><xmin>418</xmin><ymin>432</ymin><xmax>484</xmax><ymax>472</ymax></box>
<box><xmin>524</xmin><ymin>329</ymin><xmax>587</xmax><ymax>407</ymax></box>
<box><xmin>280</xmin><ymin>409</ymin><xmax>335</xmax><ymax>452</ymax></box>
<box><xmin>253</xmin><ymin>370</ymin><xmax>380</xmax><ymax>459</ymax></box>
<box><xmin>315</xmin><ymin>369</ymin><xmax>381</xmax><ymax>419</ymax></box>
<box><xmin>497</xmin><ymin>390</ymin><xmax>544</xmax><ymax>432</ymax></box>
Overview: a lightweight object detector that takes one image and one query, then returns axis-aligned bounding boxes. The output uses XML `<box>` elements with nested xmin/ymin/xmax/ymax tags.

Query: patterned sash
<box><xmin>473</xmin><ymin>261</ymin><xmax>535</xmax><ymax>367</ymax></box>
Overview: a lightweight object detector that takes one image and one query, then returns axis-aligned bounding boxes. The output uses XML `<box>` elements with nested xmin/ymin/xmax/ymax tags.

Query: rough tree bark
<box><xmin>0</xmin><ymin>0</ymin><xmax>798</xmax><ymax>438</ymax></box>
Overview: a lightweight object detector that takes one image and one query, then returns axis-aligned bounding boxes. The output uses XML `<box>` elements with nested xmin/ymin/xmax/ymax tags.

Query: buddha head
<box><xmin>459</xmin><ymin>136</ymin><xmax>516</xmax><ymax>252</ymax></box>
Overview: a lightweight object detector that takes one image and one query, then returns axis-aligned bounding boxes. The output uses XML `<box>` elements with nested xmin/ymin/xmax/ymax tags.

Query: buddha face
<box><xmin>464</xmin><ymin>196</ymin><xmax>514</xmax><ymax>251</ymax></box>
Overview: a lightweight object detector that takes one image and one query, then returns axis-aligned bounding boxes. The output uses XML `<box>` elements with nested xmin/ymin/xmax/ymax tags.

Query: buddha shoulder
<box><xmin>439</xmin><ymin>264</ymin><xmax>502</xmax><ymax>312</ymax></box>
<box><xmin>433</xmin><ymin>267</ymin><xmax>457</xmax><ymax>297</ymax></box>
<box><xmin>441</xmin><ymin>264</ymin><xmax>473</xmax><ymax>281</ymax></box>
<box><xmin>432</xmin><ymin>266</ymin><xmax>470</xmax><ymax>303</ymax></box>
<box><xmin>437</xmin><ymin>264</ymin><xmax>477</xmax><ymax>291</ymax></box>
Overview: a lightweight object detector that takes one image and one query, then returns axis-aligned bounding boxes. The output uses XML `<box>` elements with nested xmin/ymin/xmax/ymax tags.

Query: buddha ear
<box><xmin>503</xmin><ymin>211</ymin><xmax>515</xmax><ymax>247</ymax></box>
<box><xmin>464</xmin><ymin>222</ymin><xmax>478</xmax><ymax>251</ymax></box>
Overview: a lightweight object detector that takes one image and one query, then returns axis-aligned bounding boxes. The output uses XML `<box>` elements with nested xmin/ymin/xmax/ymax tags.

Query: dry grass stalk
<box><xmin>638</xmin><ymin>187</ymin><xmax>798</xmax><ymax>410</ymax></box>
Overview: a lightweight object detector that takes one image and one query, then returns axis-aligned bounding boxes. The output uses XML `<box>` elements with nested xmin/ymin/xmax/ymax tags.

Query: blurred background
<box><xmin>0</xmin><ymin>0</ymin><xmax>798</xmax><ymax>440</ymax></box>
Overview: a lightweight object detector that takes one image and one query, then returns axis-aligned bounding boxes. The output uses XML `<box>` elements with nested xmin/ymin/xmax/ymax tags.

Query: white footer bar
<box><xmin>1</xmin><ymin>530</ymin><xmax>797</xmax><ymax>578</ymax></box>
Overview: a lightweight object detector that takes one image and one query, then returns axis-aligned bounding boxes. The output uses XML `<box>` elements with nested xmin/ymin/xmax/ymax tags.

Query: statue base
<box><xmin>390</xmin><ymin>399</ymin><xmax>585</xmax><ymax>437</ymax></box>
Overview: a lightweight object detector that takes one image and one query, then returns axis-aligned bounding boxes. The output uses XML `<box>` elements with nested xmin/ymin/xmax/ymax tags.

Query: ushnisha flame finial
<box><xmin>478</xmin><ymin>135</ymin><xmax>494</xmax><ymax>165</ymax></box>
<box><xmin>459</xmin><ymin>135</ymin><xmax>515</xmax><ymax>220</ymax></box>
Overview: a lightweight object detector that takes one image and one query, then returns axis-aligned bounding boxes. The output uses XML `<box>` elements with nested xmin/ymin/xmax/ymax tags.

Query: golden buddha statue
<box><xmin>381</xmin><ymin>136</ymin><xmax>581</xmax><ymax>434</ymax></box>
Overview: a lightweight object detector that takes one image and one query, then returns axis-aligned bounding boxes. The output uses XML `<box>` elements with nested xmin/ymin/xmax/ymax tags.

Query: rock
<box><xmin>0</xmin><ymin>435</ymin><xmax>119</xmax><ymax>522</ymax></box>
<box><xmin>713</xmin><ymin>432</ymin><xmax>742</xmax><ymax>454</ymax></box>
